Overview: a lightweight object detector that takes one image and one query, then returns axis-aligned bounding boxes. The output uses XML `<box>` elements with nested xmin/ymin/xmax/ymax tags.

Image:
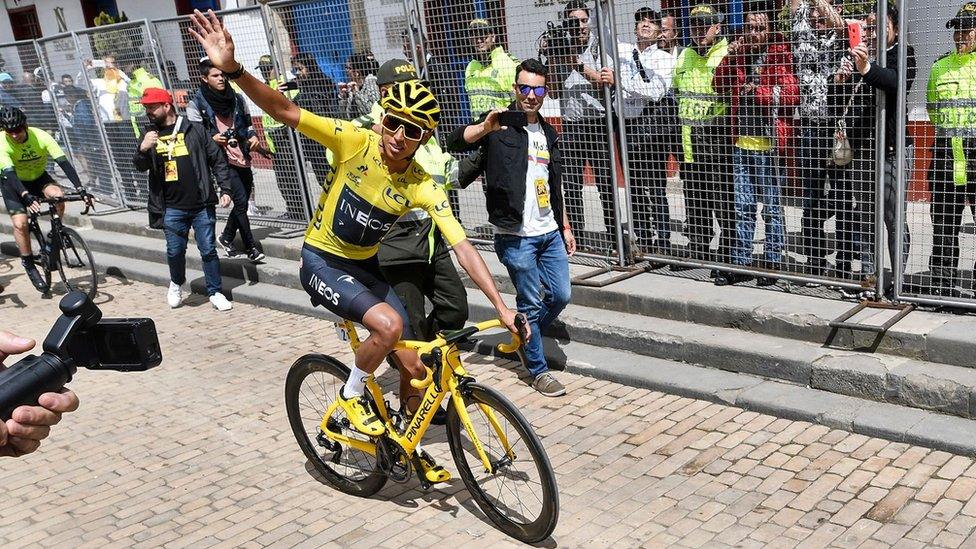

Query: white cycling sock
<box><xmin>343</xmin><ymin>365</ymin><xmax>369</xmax><ymax>398</ymax></box>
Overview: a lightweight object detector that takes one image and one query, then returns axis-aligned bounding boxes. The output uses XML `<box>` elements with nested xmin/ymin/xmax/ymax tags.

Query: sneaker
<box><xmin>167</xmin><ymin>281</ymin><xmax>184</xmax><ymax>308</ymax></box>
<box><xmin>756</xmin><ymin>276</ymin><xmax>777</xmax><ymax>287</ymax></box>
<box><xmin>23</xmin><ymin>261</ymin><xmax>48</xmax><ymax>292</ymax></box>
<box><xmin>714</xmin><ymin>272</ymin><xmax>753</xmax><ymax>287</ymax></box>
<box><xmin>209</xmin><ymin>292</ymin><xmax>233</xmax><ymax>311</ymax></box>
<box><xmin>337</xmin><ymin>387</ymin><xmax>385</xmax><ymax>436</ymax></box>
<box><xmin>217</xmin><ymin>234</ymin><xmax>236</xmax><ymax>255</ymax></box>
<box><xmin>532</xmin><ymin>372</ymin><xmax>566</xmax><ymax>397</ymax></box>
<box><xmin>247</xmin><ymin>248</ymin><xmax>266</xmax><ymax>262</ymax></box>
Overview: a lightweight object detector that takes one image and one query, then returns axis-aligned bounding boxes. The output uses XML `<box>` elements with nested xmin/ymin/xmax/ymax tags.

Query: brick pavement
<box><xmin>2</xmin><ymin>265</ymin><xmax>976</xmax><ymax>548</ymax></box>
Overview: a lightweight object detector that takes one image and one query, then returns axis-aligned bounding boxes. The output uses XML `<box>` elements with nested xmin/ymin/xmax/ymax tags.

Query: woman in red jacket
<box><xmin>715</xmin><ymin>10</ymin><xmax>800</xmax><ymax>286</ymax></box>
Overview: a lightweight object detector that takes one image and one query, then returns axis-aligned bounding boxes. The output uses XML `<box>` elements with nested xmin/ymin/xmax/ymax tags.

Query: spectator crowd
<box><xmin>2</xmin><ymin>0</ymin><xmax>975</xmax><ymax>393</ymax></box>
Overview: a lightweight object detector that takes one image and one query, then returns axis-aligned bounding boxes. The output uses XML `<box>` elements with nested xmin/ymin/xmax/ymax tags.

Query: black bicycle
<box><xmin>27</xmin><ymin>192</ymin><xmax>97</xmax><ymax>298</ymax></box>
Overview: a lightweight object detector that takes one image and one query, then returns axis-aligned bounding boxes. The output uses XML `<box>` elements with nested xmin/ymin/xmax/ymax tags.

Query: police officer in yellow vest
<box><xmin>357</xmin><ymin>60</ymin><xmax>471</xmax><ymax>349</ymax></box>
<box><xmin>673</xmin><ymin>4</ymin><xmax>735</xmax><ymax>280</ymax></box>
<box><xmin>464</xmin><ymin>18</ymin><xmax>519</xmax><ymax>119</ymax></box>
<box><xmin>255</xmin><ymin>54</ymin><xmax>305</xmax><ymax>222</ymax></box>
<box><xmin>928</xmin><ymin>2</ymin><xmax>976</xmax><ymax>296</ymax></box>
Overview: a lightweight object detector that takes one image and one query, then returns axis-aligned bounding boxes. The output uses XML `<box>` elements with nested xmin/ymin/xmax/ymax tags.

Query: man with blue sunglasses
<box><xmin>448</xmin><ymin>59</ymin><xmax>575</xmax><ymax>397</ymax></box>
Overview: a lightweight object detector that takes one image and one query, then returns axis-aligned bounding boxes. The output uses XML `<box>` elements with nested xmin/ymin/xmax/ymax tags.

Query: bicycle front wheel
<box><xmin>284</xmin><ymin>354</ymin><xmax>386</xmax><ymax>497</ymax></box>
<box><xmin>446</xmin><ymin>384</ymin><xmax>559</xmax><ymax>543</ymax></box>
<box><xmin>57</xmin><ymin>227</ymin><xmax>97</xmax><ymax>298</ymax></box>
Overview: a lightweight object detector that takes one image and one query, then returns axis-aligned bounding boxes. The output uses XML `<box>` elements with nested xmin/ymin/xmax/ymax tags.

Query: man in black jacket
<box><xmin>447</xmin><ymin>59</ymin><xmax>575</xmax><ymax>397</ymax></box>
<box><xmin>850</xmin><ymin>4</ymin><xmax>915</xmax><ymax>294</ymax></box>
<box><xmin>133</xmin><ymin>87</ymin><xmax>234</xmax><ymax>311</ymax></box>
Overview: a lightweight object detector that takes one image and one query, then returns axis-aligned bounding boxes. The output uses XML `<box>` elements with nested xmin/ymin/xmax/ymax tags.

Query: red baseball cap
<box><xmin>139</xmin><ymin>87</ymin><xmax>173</xmax><ymax>105</ymax></box>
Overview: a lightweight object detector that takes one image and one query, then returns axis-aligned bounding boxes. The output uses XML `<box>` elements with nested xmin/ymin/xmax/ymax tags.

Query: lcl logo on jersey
<box><xmin>382</xmin><ymin>186</ymin><xmax>412</xmax><ymax>210</ymax></box>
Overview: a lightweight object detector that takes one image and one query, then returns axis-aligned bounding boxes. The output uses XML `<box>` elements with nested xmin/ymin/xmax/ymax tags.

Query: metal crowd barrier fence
<box><xmin>894</xmin><ymin>0</ymin><xmax>976</xmax><ymax>311</ymax></box>
<box><xmin>152</xmin><ymin>7</ymin><xmax>313</xmax><ymax>230</ymax></box>
<box><xmin>33</xmin><ymin>32</ymin><xmax>123</xmax><ymax>206</ymax></box>
<box><xmin>8</xmin><ymin>0</ymin><xmax>971</xmax><ymax>313</ymax></box>
<box><xmin>73</xmin><ymin>20</ymin><xmax>163</xmax><ymax>209</ymax></box>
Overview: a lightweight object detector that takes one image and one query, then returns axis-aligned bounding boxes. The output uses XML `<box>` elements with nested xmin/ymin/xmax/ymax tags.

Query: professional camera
<box><xmin>538</xmin><ymin>18</ymin><xmax>583</xmax><ymax>63</ymax></box>
<box><xmin>0</xmin><ymin>291</ymin><xmax>162</xmax><ymax>420</ymax></box>
<box><xmin>220</xmin><ymin>128</ymin><xmax>238</xmax><ymax>148</ymax></box>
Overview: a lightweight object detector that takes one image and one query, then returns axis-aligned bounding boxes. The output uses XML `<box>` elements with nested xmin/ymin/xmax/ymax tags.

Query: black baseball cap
<box><xmin>256</xmin><ymin>55</ymin><xmax>274</xmax><ymax>69</ymax></box>
<box><xmin>690</xmin><ymin>4</ymin><xmax>721</xmax><ymax>26</ymax></box>
<box><xmin>376</xmin><ymin>59</ymin><xmax>417</xmax><ymax>86</ymax></box>
<box><xmin>949</xmin><ymin>1</ymin><xmax>976</xmax><ymax>29</ymax></box>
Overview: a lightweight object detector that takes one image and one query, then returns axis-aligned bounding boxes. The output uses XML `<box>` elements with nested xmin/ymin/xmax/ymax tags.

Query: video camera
<box><xmin>0</xmin><ymin>291</ymin><xmax>162</xmax><ymax>420</ymax></box>
<box><xmin>538</xmin><ymin>19</ymin><xmax>584</xmax><ymax>63</ymax></box>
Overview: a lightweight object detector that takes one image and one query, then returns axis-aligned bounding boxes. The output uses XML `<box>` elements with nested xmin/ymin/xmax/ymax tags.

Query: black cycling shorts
<box><xmin>2</xmin><ymin>171</ymin><xmax>57</xmax><ymax>216</ymax></box>
<box><xmin>300</xmin><ymin>244</ymin><xmax>413</xmax><ymax>337</ymax></box>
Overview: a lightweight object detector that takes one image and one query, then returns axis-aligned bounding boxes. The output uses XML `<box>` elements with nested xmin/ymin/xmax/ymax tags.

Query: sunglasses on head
<box><xmin>381</xmin><ymin>114</ymin><xmax>425</xmax><ymax>141</ymax></box>
<box><xmin>517</xmin><ymin>84</ymin><xmax>547</xmax><ymax>97</ymax></box>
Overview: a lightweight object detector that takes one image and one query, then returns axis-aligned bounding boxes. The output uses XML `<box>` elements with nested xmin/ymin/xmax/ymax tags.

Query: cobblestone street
<box><xmin>3</xmin><ymin>265</ymin><xmax>976</xmax><ymax>548</ymax></box>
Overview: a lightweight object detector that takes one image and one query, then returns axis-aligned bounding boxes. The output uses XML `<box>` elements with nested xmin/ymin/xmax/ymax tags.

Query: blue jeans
<box><xmin>733</xmin><ymin>148</ymin><xmax>784</xmax><ymax>266</ymax></box>
<box><xmin>494</xmin><ymin>230</ymin><xmax>571</xmax><ymax>377</ymax></box>
<box><xmin>163</xmin><ymin>206</ymin><xmax>222</xmax><ymax>296</ymax></box>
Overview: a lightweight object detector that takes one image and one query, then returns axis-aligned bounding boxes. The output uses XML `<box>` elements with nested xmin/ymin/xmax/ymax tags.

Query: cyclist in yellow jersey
<box><xmin>189</xmin><ymin>10</ymin><xmax>525</xmax><ymax>437</ymax></box>
<box><xmin>0</xmin><ymin>107</ymin><xmax>91</xmax><ymax>291</ymax></box>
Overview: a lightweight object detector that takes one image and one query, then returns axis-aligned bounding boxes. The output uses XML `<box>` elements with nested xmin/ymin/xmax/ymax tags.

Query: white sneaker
<box><xmin>167</xmin><ymin>281</ymin><xmax>184</xmax><ymax>308</ymax></box>
<box><xmin>209</xmin><ymin>292</ymin><xmax>233</xmax><ymax>311</ymax></box>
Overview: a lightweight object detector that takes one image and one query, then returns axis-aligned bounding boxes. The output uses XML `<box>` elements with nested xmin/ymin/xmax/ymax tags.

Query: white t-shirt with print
<box><xmin>497</xmin><ymin>122</ymin><xmax>559</xmax><ymax>237</ymax></box>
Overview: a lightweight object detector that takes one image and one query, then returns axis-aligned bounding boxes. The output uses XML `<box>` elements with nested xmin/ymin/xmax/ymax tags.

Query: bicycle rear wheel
<box><xmin>284</xmin><ymin>354</ymin><xmax>387</xmax><ymax>497</ymax></box>
<box><xmin>446</xmin><ymin>384</ymin><xmax>558</xmax><ymax>543</ymax></box>
<box><xmin>56</xmin><ymin>227</ymin><xmax>97</xmax><ymax>298</ymax></box>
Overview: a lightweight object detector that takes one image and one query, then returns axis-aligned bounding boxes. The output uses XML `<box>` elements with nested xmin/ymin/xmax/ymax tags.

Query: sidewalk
<box><xmin>3</xmin><ymin>273</ymin><xmax>976</xmax><ymax>547</ymax></box>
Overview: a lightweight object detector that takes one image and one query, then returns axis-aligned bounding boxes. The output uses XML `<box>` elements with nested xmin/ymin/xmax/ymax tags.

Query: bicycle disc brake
<box><xmin>376</xmin><ymin>437</ymin><xmax>411</xmax><ymax>483</ymax></box>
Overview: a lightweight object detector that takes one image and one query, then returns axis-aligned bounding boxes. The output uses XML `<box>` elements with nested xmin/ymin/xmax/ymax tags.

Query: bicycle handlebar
<box><xmin>31</xmin><ymin>191</ymin><xmax>94</xmax><ymax>215</ymax></box>
<box><xmin>407</xmin><ymin>315</ymin><xmax>526</xmax><ymax>390</ymax></box>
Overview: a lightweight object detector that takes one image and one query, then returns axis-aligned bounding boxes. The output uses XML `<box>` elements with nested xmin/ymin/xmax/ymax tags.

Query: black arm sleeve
<box><xmin>455</xmin><ymin>149</ymin><xmax>485</xmax><ymax>189</ymax></box>
<box><xmin>1</xmin><ymin>167</ymin><xmax>28</xmax><ymax>198</ymax></box>
<box><xmin>445</xmin><ymin>111</ymin><xmax>490</xmax><ymax>153</ymax></box>
<box><xmin>54</xmin><ymin>157</ymin><xmax>83</xmax><ymax>189</ymax></box>
<box><xmin>862</xmin><ymin>62</ymin><xmax>897</xmax><ymax>94</ymax></box>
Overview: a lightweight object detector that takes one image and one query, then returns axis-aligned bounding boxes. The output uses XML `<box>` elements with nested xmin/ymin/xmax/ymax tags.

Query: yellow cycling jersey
<box><xmin>296</xmin><ymin>109</ymin><xmax>467</xmax><ymax>260</ymax></box>
<box><xmin>0</xmin><ymin>127</ymin><xmax>65</xmax><ymax>181</ymax></box>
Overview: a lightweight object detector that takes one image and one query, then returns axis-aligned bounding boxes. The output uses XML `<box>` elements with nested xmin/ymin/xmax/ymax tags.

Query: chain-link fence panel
<box><xmin>36</xmin><ymin>32</ymin><xmax>122</xmax><ymax>205</ymax></box>
<box><xmin>153</xmin><ymin>7</ymin><xmax>312</xmax><ymax>228</ymax></box>
<box><xmin>610</xmin><ymin>0</ymin><xmax>884</xmax><ymax>294</ymax></box>
<box><xmin>74</xmin><ymin>20</ymin><xmax>164</xmax><ymax>209</ymax></box>
<box><xmin>264</xmin><ymin>0</ymin><xmax>392</xmax><ymax>227</ymax></box>
<box><xmin>895</xmin><ymin>0</ymin><xmax>976</xmax><ymax>308</ymax></box>
<box><xmin>415</xmin><ymin>0</ymin><xmax>628</xmax><ymax>266</ymax></box>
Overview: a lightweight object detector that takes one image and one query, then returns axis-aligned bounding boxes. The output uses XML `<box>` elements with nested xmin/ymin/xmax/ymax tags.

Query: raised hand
<box><xmin>187</xmin><ymin>9</ymin><xmax>238</xmax><ymax>72</ymax></box>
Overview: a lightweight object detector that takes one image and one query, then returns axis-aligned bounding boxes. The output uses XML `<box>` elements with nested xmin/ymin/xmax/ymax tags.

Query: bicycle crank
<box><xmin>376</xmin><ymin>437</ymin><xmax>411</xmax><ymax>483</ymax></box>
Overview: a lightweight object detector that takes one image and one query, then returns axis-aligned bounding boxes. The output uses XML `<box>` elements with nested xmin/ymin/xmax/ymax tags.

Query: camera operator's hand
<box><xmin>213</xmin><ymin>133</ymin><xmax>229</xmax><ymax>146</ymax></box>
<box><xmin>0</xmin><ymin>331</ymin><xmax>79</xmax><ymax>458</ymax></box>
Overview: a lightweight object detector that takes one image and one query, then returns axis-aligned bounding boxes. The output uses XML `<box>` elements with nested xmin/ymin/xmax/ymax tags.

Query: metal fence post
<box><xmin>595</xmin><ymin>0</ymin><xmax>627</xmax><ymax>267</ymax></box>
<box><xmin>29</xmin><ymin>40</ymin><xmax>74</xmax><ymax>160</ymax></box>
<box><xmin>873</xmin><ymin>0</ymin><xmax>887</xmax><ymax>299</ymax></box>
<box><xmin>604</xmin><ymin>0</ymin><xmax>637</xmax><ymax>264</ymax></box>
<box><xmin>893</xmin><ymin>0</ymin><xmax>908</xmax><ymax>300</ymax></box>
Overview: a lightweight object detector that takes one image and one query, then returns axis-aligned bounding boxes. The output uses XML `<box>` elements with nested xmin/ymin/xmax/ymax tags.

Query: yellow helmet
<box><xmin>380</xmin><ymin>80</ymin><xmax>440</xmax><ymax>131</ymax></box>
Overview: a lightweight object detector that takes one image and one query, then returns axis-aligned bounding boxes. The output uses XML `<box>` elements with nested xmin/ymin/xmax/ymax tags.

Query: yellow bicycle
<box><xmin>284</xmin><ymin>317</ymin><xmax>559</xmax><ymax>543</ymax></box>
